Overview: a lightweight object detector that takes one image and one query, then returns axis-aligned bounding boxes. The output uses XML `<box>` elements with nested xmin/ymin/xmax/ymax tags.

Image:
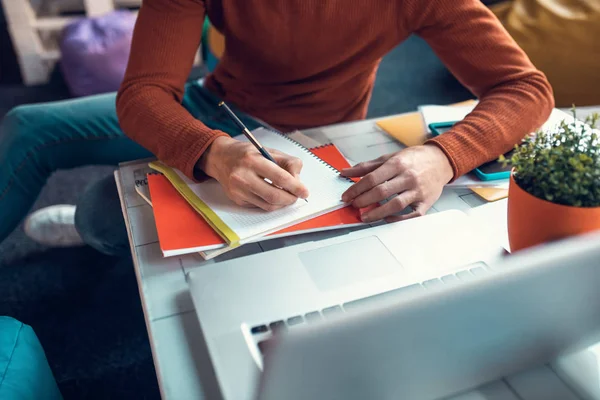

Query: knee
<box><xmin>2</xmin><ymin>105</ymin><xmax>37</xmax><ymax>134</ymax></box>
<box><xmin>0</xmin><ymin>105</ymin><xmax>41</xmax><ymax>146</ymax></box>
<box><xmin>75</xmin><ymin>175</ymin><xmax>130</xmax><ymax>257</ymax></box>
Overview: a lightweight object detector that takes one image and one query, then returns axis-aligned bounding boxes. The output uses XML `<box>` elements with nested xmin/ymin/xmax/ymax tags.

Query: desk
<box><xmin>116</xmin><ymin>114</ymin><xmax>595</xmax><ymax>400</ymax></box>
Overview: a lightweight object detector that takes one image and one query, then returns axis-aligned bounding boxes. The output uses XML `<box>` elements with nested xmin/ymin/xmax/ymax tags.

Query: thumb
<box><xmin>271</xmin><ymin>151</ymin><xmax>303</xmax><ymax>177</ymax></box>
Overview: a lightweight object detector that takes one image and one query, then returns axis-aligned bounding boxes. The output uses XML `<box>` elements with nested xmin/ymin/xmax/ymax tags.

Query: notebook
<box><xmin>133</xmin><ymin>165</ymin><xmax>154</xmax><ymax>205</ymax></box>
<box><xmin>149</xmin><ymin>128</ymin><xmax>357</xmax><ymax>249</ymax></box>
<box><xmin>148</xmin><ymin>144</ymin><xmax>373</xmax><ymax>258</ymax></box>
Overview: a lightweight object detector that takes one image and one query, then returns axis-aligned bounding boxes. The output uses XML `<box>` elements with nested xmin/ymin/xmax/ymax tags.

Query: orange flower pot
<box><xmin>507</xmin><ymin>173</ymin><xmax>600</xmax><ymax>252</ymax></box>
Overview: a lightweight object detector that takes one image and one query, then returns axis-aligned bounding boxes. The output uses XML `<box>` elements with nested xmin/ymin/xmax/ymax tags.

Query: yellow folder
<box><xmin>148</xmin><ymin>160</ymin><xmax>243</xmax><ymax>246</ymax></box>
<box><xmin>376</xmin><ymin>112</ymin><xmax>427</xmax><ymax>147</ymax></box>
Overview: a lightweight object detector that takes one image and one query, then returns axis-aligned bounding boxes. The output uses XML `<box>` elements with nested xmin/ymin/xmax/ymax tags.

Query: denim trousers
<box><xmin>0</xmin><ymin>80</ymin><xmax>264</xmax><ymax>256</ymax></box>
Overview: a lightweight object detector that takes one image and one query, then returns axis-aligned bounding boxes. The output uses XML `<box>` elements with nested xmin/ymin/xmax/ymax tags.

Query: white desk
<box><xmin>116</xmin><ymin>115</ymin><xmax>596</xmax><ymax>400</ymax></box>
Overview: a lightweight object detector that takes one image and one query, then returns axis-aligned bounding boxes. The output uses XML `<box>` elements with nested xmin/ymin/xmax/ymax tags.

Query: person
<box><xmin>0</xmin><ymin>0</ymin><xmax>554</xmax><ymax>256</ymax></box>
<box><xmin>0</xmin><ymin>84</ymin><xmax>262</xmax><ymax>256</ymax></box>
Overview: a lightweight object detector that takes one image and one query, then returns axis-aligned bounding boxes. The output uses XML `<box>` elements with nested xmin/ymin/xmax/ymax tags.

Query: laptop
<box><xmin>186</xmin><ymin>210</ymin><xmax>507</xmax><ymax>400</ymax></box>
<box><xmin>255</xmin><ymin>229</ymin><xmax>600</xmax><ymax>400</ymax></box>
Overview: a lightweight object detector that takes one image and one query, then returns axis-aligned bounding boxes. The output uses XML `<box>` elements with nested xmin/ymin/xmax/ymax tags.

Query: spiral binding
<box><xmin>143</xmin><ymin>129</ymin><xmax>355</xmax><ymax>184</ymax></box>
<box><xmin>267</xmin><ymin>128</ymin><xmax>356</xmax><ymax>184</ymax></box>
<box><xmin>133</xmin><ymin>166</ymin><xmax>161</xmax><ymax>184</ymax></box>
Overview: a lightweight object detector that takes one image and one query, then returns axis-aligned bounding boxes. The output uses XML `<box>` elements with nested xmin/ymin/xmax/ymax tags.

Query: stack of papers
<box><xmin>138</xmin><ymin>129</ymin><xmax>374</xmax><ymax>259</ymax></box>
<box><xmin>419</xmin><ymin>104</ymin><xmax>477</xmax><ymax>134</ymax></box>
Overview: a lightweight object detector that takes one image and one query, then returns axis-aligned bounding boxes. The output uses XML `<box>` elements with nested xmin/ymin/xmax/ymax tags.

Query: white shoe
<box><xmin>24</xmin><ymin>205</ymin><xmax>85</xmax><ymax>247</ymax></box>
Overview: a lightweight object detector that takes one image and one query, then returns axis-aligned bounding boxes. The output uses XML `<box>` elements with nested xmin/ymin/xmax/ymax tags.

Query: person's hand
<box><xmin>340</xmin><ymin>144</ymin><xmax>453</xmax><ymax>223</ymax></box>
<box><xmin>197</xmin><ymin>136</ymin><xmax>309</xmax><ymax>211</ymax></box>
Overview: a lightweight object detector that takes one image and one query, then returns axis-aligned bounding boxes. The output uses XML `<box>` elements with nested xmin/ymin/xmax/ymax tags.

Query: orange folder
<box><xmin>148</xmin><ymin>144</ymin><xmax>374</xmax><ymax>257</ymax></box>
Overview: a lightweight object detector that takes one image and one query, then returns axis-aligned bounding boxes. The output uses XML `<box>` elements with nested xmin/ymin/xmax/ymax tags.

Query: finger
<box><xmin>247</xmin><ymin>174</ymin><xmax>299</xmax><ymax>206</ymax></box>
<box><xmin>340</xmin><ymin>153</ymin><xmax>395</xmax><ymax>177</ymax></box>
<box><xmin>271</xmin><ymin>151</ymin><xmax>303</xmax><ymax>177</ymax></box>
<box><xmin>237</xmin><ymin>190</ymin><xmax>287</xmax><ymax>212</ymax></box>
<box><xmin>340</xmin><ymin>160</ymin><xmax>382</xmax><ymax>178</ymax></box>
<box><xmin>341</xmin><ymin>160</ymin><xmax>401</xmax><ymax>203</ymax></box>
<box><xmin>384</xmin><ymin>205</ymin><xmax>427</xmax><ymax>223</ymax></box>
<box><xmin>351</xmin><ymin>175</ymin><xmax>412</xmax><ymax>209</ymax></box>
<box><xmin>253</xmin><ymin>158</ymin><xmax>310</xmax><ymax>199</ymax></box>
<box><xmin>360</xmin><ymin>191</ymin><xmax>418</xmax><ymax>222</ymax></box>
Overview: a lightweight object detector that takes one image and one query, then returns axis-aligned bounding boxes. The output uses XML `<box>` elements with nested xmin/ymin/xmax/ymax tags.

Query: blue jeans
<box><xmin>0</xmin><ymin>80</ymin><xmax>264</xmax><ymax>256</ymax></box>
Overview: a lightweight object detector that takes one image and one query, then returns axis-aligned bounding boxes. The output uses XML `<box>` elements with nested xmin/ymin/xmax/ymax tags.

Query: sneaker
<box><xmin>24</xmin><ymin>205</ymin><xmax>85</xmax><ymax>247</ymax></box>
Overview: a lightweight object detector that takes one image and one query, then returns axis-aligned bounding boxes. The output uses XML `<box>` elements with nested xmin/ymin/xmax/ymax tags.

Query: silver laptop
<box><xmin>186</xmin><ymin>210</ymin><xmax>507</xmax><ymax>400</ymax></box>
<box><xmin>254</xmin><ymin>230</ymin><xmax>600</xmax><ymax>400</ymax></box>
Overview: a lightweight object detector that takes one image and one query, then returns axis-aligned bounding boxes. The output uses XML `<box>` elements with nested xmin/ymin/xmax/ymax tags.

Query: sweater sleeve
<box><xmin>404</xmin><ymin>0</ymin><xmax>554</xmax><ymax>180</ymax></box>
<box><xmin>116</xmin><ymin>0</ymin><xmax>229</xmax><ymax>180</ymax></box>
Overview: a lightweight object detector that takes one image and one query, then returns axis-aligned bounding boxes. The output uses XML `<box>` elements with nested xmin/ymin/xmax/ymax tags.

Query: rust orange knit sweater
<box><xmin>116</xmin><ymin>0</ymin><xmax>554</xmax><ymax>181</ymax></box>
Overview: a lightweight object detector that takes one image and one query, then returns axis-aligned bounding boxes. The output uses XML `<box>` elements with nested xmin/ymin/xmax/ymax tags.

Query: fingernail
<box><xmin>361</xmin><ymin>213</ymin><xmax>371</xmax><ymax>222</ymax></box>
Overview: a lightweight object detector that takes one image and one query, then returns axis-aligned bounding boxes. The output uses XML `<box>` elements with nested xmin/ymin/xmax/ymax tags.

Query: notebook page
<box><xmin>174</xmin><ymin>128</ymin><xmax>354</xmax><ymax>241</ymax></box>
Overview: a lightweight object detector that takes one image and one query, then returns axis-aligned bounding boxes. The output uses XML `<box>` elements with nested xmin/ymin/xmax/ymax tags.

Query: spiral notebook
<box><xmin>149</xmin><ymin>128</ymin><xmax>356</xmax><ymax>249</ymax></box>
<box><xmin>147</xmin><ymin>143</ymin><xmax>373</xmax><ymax>258</ymax></box>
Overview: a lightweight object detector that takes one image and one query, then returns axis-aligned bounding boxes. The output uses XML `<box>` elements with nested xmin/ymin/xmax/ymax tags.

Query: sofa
<box><xmin>206</xmin><ymin>0</ymin><xmax>600</xmax><ymax>108</ymax></box>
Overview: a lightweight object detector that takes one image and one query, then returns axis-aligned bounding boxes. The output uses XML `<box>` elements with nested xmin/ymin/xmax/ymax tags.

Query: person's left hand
<box><xmin>340</xmin><ymin>144</ymin><xmax>453</xmax><ymax>223</ymax></box>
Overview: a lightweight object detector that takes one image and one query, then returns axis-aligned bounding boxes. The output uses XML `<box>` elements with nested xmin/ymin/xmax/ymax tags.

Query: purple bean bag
<box><xmin>60</xmin><ymin>10</ymin><xmax>136</xmax><ymax>97</ymax></box>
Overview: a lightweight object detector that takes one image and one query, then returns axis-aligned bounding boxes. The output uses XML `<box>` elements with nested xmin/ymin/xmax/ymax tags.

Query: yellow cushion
<box><xmin>491</xmin><ymin>0</ymin><xmax>600</xmax><ymax>107</ymax></box>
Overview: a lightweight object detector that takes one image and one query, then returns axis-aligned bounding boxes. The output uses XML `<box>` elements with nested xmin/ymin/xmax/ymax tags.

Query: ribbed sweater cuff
<box><xmin>178</xmin><ymin>128</ymin><xmax>230</xmax><ymax>182</ymax></box>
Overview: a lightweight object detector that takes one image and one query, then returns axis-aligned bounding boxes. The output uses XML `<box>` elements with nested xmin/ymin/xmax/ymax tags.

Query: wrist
<box><xmin>425</xmin><ymin>143</ymin><xmax>454</xmax><ymax>183</ymax></box>
<box><xmin>195</xmin><ymin>136</ymin><xmax>232</xmax><ymax>179</ymax></box>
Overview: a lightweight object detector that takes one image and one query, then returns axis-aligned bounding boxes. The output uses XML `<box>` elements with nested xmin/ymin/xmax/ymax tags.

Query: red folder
<box><xmin>148</xmin><ymin>144</ymin><xmax>371</xmax><ymax>257</ymax></box>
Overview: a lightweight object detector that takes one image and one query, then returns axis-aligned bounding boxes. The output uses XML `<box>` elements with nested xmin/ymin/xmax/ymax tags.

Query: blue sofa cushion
<box><xmin>0</xmin><ymin>317</ymin><xmax>62</xmax><ymax>400</ymax></box>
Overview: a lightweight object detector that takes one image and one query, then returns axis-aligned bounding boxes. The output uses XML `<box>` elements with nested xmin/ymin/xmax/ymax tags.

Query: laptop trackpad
<box><xmin>299</xmin><ymin>236</ymin><xmax>401</xmax><ymax>292</ymax></box>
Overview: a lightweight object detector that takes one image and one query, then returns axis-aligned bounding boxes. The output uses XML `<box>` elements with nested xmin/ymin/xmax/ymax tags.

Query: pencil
<box><xmin>218</xmin><ymin>101</ymin><xmax>308</xmax><ymax>203</ymax></box>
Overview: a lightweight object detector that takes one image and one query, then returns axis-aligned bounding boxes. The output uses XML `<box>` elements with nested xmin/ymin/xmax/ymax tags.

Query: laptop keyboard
<box><xmin>249</xmin><ymin>261</ymin><xmax>491</xmax><ymax>356</ymax></box>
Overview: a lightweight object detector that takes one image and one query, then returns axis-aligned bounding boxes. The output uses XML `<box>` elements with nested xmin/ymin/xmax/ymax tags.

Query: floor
<box><xmin>0</xmin><ymin>6</ymin><xmax>472</xmax><ymax>399</ymax></box>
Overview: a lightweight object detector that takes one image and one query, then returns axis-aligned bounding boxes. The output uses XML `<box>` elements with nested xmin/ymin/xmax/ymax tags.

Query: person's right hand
<box><xmin>196</xmin><ymin>136</ymin><xmax>310</xmax><ymax>211</ymax></box>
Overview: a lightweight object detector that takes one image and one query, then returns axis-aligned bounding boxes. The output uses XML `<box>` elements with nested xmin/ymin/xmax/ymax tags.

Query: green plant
<box><xmin>500</xmin><ymin>108</ymin><xmax>600</xmax><ymax>207</ymax></box>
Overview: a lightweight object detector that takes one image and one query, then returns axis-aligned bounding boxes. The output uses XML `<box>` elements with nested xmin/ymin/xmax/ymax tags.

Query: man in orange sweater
<box><xmin>117</xmin><ymin>0</ymin><xmax>553</xmax><ymax>222</ymax></box>
<box><xmin>1</xmin><ymin>0</ymin><xmax>553</xmax><ymax>254</ymax></box>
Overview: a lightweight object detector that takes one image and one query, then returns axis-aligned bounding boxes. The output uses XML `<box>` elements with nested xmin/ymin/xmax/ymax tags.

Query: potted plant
<box><xmin>500</xmin><ymin>109</ymin><xmax>600</xmax><ymax>252</ymax></box>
